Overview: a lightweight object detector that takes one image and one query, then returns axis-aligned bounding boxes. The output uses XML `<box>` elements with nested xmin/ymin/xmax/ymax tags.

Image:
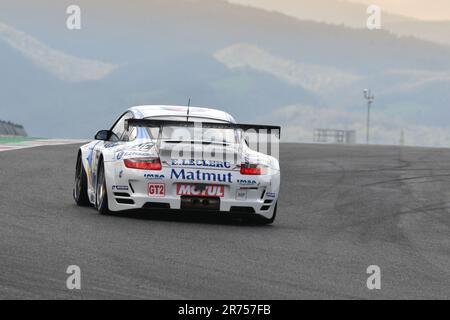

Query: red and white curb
<box><xmin>0</xmin><ymin>139</ymin><xmax>88</xmax><ymax>152</ymax></box>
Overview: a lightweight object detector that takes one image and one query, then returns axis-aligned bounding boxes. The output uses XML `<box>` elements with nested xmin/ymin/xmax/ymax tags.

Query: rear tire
<box><xmin>73</xmin><ymin>153</ymin><xmax>90</xmax><ymax>206</ymax></box>
<box><xmin>96</xmin><ymin>159</ymin><xmax>110</xmax><ymax>215</ymax></box>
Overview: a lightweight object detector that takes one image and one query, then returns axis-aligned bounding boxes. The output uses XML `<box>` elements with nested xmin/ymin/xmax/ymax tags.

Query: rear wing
<box><xmin>125</xmin><ymin>119</ymin><xmax>281</xmax><ymax>138</ymax></box>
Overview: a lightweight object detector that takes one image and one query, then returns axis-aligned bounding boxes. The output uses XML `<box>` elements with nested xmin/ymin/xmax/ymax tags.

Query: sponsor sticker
<box><xmin>171</xmin><ymin>159</ymin><xmax>231</xmax><ymax>169</ymax></box>
<box><xmin>117</xmin><ymin>151</ymin><xmax>151</xmax><ymax>160</ymax></box>
<box><xmin>236</xmin><ymin>189</ymin><xmax>247</xmax><ymax>201</ymax></box>
<box><xmin>237</xmin><ymin>179</ymin><xmax>257</xmax><ymax>186</ymax></box>
<box><xmin>148</xmin><ymin>183</ymin><xmax>165</xmax><ymax>197</ymax></box>
<box><xmin>171</xmin><ymin>169</ymin><xmax>233</xmax><ymax>183</ymax></box>
<box><xmin>177</xmin><ymin>184</ymin><xmax>225</xmax><ymax>198</ymax></box>
<box><xmin>131</xmin><ymin>143</ymin><xmax>154</xmax><ymax>152</ymax></box>
<box><xmin>144</xmin><ymin>173</ymin><xmax>165</xmax><ymax>180</ymax></box>
<box><xmin>112</xmin><ymin>185</ymin><xmax>129</xmax><ymax>191</ymax></box>
<box><xmin>104</xmin><ymin>142</ymin><xmax>120</xmax><ymax>149</ymax></box>
<box><xmin>116</xmin><ymin>151</ymin><xmax>125</xmax><ymax>160</ymax></box>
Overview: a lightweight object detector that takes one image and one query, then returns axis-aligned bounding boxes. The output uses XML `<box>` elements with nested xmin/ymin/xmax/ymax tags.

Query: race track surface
<box><xmin>0</xmin><ymin>143</ymin><xmax>449</xmax><ymax>299</ymax></box>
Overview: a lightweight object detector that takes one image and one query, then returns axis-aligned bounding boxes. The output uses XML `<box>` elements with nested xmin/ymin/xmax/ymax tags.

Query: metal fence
<box><xmin>0</xmin><ymin>120</ymin><xmax>27</xmax><ymax>136</ymax></box>
<box><xmin>313</xmin><ymin>129</ymin><xmax>356</xmax><ymax>145</ymax></box>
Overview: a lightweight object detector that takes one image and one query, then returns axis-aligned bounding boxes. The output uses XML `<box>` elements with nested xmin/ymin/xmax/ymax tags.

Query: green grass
<box><xmin>0</xmin><ymin>137</ymin><xmax>39</xmax><ymax>144</ymax></box>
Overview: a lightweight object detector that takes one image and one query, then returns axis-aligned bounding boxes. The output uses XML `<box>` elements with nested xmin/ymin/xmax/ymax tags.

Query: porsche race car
<box><xmin>73</xmin><ymin>105</ymin><xmax>281</xmax><ymax>224</ymax></box>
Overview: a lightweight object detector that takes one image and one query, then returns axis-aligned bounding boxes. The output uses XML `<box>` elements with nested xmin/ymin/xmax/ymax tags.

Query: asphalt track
<box><xmin>0</xmin><ymin>143</ymin><xmax>449</xmax><ymax>299</ymax></box>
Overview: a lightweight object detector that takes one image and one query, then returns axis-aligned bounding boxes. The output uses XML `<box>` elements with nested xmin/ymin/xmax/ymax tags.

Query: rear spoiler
<box><xmin>125</xmin><ymin>119</ymin><xmax>281</xmax><ymax>137</ymax></box>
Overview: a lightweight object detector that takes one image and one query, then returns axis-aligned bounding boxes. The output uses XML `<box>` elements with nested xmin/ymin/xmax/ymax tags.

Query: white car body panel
<box><xmin>78</xmin><ymin>105</ymin><xmax>280</xmax><ymax>219</ymax></box>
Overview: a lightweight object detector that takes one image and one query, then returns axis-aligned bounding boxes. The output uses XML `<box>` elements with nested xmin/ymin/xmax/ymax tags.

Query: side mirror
<box><xmin>95</xmin><ymin>130</ymin><xmax>112</xmax><ymax>141</ymax></box>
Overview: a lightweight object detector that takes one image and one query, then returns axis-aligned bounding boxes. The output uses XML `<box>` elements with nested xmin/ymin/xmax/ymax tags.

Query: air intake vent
<box><xmin>115</xmin><ymin>198</ymin><xmax>135</xmax><ymax>205</ymax></box>
<box><xmin>143</xmin><ymin>202</ymin><xmax>170</xmax><ymax>209</ymax></box>
<box><xmin>113</xmin><ymin>192</ymin><xmax>131</xmax><ymax>197</ymax></box>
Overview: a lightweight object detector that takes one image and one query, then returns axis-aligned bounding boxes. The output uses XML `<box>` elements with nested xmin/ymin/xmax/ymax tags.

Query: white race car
<box><xmin>74</xmin><ymin>105</ymin><xmax>281</xmax><ymax>224</ymax></box>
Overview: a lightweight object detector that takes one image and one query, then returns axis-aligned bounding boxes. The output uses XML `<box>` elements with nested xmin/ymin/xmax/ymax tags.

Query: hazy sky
<box><xmin>350</xmin><ymin>0</ymin><xmax>450</xmax><ymax>20</ymax></box>
<box><xmin>228</xmin><ymin>0</ymin><xmax>450</xmax><ymax>21</ymax></box>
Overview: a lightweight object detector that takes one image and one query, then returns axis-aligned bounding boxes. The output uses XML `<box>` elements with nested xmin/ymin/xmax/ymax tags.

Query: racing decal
<box><xmin>148</xmin><ymin>183</ymin><xmax>165</xmax><ymax>197</ymax></box>
<box><xmin>86</xmin><ymin>141</ymin><xmax>102</xmax><ymax>186</ymax></box>
<box><xmin>130</xmin><ymin>142</ymin><xmax>154</xmax><ymax>152</ymax></box>
<box><xmin>144</xmin><ymin>173</ymin><xmax>165</xmax><ymax>180</ymax></box>
<box><xmin>104</xmin><ymin>142</ymin><xmax>120</xmax><ymax>149</ymax></box>
<box><xmin>237</xmin><ymin>179</ymin><xmax>257</xmax><ymax>186</ymax></box>
<box><xmin>116</xmin><ymin>151</ymin><xmax>152</xmax><ymax>160</ymax></box>
<box><xmin>170</xmin><ymin>169</ymin><xmax>232</xmax><ymax>183</ymax></box>
<box><xmin>171</xmin><ymin>159</ymin><xmax>231</xmax><ymax>169</ymax></box>
<box><xmin>112</xmin><ymin>185</ymin><xmax>129</xmax><ymax>191</ymax></box>
<box><xmin>116</xmin><ymin>151</ymin><xmax>125</xmax><ymax>160</ymax></box>
<box><xmin>177</xmin><ymin>184</ymin><xmax>225</xmax><ymax>198</ymax></box>
<box><xmin>236</xmin><ymin>189</ymin><xmax>247</xmax><ymax>200</ymax></box>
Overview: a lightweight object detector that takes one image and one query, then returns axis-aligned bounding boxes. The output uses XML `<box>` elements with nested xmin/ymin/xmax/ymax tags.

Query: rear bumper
<box><xmin>108</xmin><ymin>193</ymin><xmax>277</xmax><ymax>219</ymax></box>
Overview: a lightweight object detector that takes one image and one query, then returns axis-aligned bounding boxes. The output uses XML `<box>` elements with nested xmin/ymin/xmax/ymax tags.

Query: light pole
<box><xmin>364</xmin><ymin>89</ymin><xmax>375</xmax><ymax>144</ymax></box>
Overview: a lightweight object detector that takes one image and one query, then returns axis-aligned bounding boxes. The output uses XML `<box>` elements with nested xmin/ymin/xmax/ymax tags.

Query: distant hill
<box><xmin>228</xmin><ymin>0</ymin><xmax>450</xmax><ymax>46</ymax></box>
<box><xmin>228</xmin><ymin>0</ymin><xmax>412</xmax><ymax>27</ymax></box>
<box><xmin>388</xmin><ymin>20</ymin><xmax>450</xmax><ymax>47</ymax></box>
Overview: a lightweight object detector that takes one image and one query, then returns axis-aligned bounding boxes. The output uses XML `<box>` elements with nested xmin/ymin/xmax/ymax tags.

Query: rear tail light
<box><xmin>240</xmin><ymin>163</ymin><xmax>267</xmax><ymax>175</ymax></box>
<box><xmin>124</xmin><ymin>158</ymin><xmax>162</xmax><ymax>170</ymax></box>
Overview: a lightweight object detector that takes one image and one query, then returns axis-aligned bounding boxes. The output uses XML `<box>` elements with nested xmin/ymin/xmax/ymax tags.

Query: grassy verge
<box><xmin>0</xmin><ymin>137</ymin><xmax>40</xmax><ymax>144</ymax></box>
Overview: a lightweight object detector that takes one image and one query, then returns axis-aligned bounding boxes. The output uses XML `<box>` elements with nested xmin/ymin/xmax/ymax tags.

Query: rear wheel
<box><xmin>73</xmin><ymin>153</ymin><xmax>90</xmax><ymax>206</ymax></box>
<box><xmin>96</xmin><ymin>160</ymin><xmax>110</xmax><ymax>215</ymax></box>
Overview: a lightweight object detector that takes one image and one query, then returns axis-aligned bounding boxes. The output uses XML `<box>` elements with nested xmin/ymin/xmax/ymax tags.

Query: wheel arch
<box><xmin>95</xmin><ymin>152</ymin><xmax>118</xmax><ymax>212</ymax></box>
